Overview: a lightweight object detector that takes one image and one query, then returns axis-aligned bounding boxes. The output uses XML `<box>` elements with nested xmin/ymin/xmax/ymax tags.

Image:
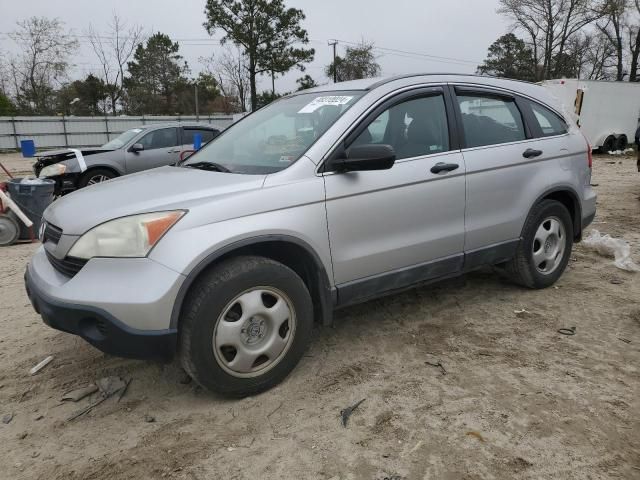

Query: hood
<box><xmin>44</xmin><ymin>166</ymin><xmax>266</xmax><ymax>235</ymax></box>
<box><xmin>35</xmin><ymin>148</ymin><xmax>113</xmax><ymax>160</ymax></box>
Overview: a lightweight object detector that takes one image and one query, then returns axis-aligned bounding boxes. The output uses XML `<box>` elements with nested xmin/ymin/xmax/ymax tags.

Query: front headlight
<box><xmin>39</xmin><ymin>163</ymin><xmax>66</xmax><ymax>178</ymax></box>
<box><xmin>68</xmin><ymin>211</ymin><xmax>185</xmax><ymax>259</ymax></box>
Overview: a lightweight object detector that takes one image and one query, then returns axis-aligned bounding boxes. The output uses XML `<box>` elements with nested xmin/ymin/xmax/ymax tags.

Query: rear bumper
<box><xmin>25</xmin><ymin>267</ymin><xmax>177</xmax><ymax>360</ymax></box>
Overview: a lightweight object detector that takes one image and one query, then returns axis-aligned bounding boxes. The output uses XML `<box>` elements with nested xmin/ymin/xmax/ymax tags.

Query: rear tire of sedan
<box><xmin>179</xmin><ymin>256</ymin><xmax>313</xmax><ymax>397</ymax></box>
<box><xmin>505</xmin><ymin>200</ymin><xmax>573</xmax><ymax>289</ymax></box>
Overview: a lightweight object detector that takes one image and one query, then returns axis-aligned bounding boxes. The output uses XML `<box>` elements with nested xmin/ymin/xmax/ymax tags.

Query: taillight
<box><xmin>581</xmin><ymin>132</ymin><xmax>592</xmax><ymax>169</ymax></box>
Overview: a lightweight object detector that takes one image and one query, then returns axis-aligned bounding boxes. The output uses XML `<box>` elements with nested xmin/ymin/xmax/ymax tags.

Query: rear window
<box><xmin>183</xmin><ymin>128</ymin><xmax>218</xmax><ymax>146</ymax></box>
<box><xmin>529</xmin><ymin>102</ymin><xmax>568</xmax><ymax>137</ymax></box>
<box><xmin>457</xmin><ymin>94</ymin><xmax>526</xmax><ymax>148</ymax></box>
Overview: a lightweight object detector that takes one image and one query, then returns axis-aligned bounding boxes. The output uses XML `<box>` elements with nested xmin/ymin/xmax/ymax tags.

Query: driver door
<box><xmin>323</xmin><ymin>87</ymin><xmax>467</xmax><ymax>305</ymax></box>
<box><xmin>125</xmin><ymin>127</ymin><xmax>180</xmax><ymax>173</ymax></box>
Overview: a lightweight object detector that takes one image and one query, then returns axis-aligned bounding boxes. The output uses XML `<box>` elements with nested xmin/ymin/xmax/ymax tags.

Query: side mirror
<box><xmin>130</xmin><ymin>143</ymin><xmax>144</xmax><ymax>153</ymax></box>
<box><xmin>329</xmin><ymin>144</ymin><xmax>396</xmax><ymax>172</ymax></box>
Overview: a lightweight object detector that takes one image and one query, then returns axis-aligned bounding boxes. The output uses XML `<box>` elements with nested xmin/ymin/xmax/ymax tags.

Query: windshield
<box><xmin>183</xmin><ymin>91</ymin><xmax>364</xmax><ymax>174</ymax></box>
<box><xmin>102</xmin><ymin>128</ymin><xmax>145</xmax><ymax>149</ymax></box>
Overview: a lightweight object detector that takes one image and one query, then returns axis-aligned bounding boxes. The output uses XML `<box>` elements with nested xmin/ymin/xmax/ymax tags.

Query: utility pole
<box><xmin>194</xmin><ymin>84</ymin><xmax>199</xmax><ymax>121</ymax></box>
<box><xmin>328</xmin><ymin>40</ymin><xmax>338</xmax><ymax>83</ymax></box>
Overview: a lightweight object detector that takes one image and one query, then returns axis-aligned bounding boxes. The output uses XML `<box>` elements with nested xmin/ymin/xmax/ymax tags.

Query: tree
<box><xmin>202</xmin><ymin>49</ymin><xmax>250</xmax><ymax>113</ymax></box>
<box><xmin>8</xmin><ymin>17</ymin><xmax>79</xmax><ymax>114</ymax></box>
<box><xmin>325</xmin><ymin>42</ymin><xmax>381</xmax><ymax>82</ymax></box>
<box><xmin>596</xmin><ymin>0</ymin><xmax>630</xmax><ymax>81</ymax></box>
<box><xmin>255</xmin><ymin>90</ymin><xmax>283</xmax><ymax>108</ymax></box>
<box><xmin>87</xmin><ymin>13</ymin><xmax>144</xmax><ymax>114</ymax></box>
<box><xmin>295</xmin><ymin>74</ymin><xmax>318</xmax><ymax>90</ymax></box>
<box><xmin>124</xmin><ymin>33</ymin><xmax>190</xmax><ymax>114</ymax></box>
<box><xmin>477</xmin><ymin>33</ymin><xmax>537</xmax><ymax>81</ymax></box>
<box><xmin>57</xmin><ymin>74</ymin><xmax>108</xmax><ymax>115</ymax></box>
<box><xmin>497</xmin><ymin>0</ymin><xmax>602</xmax><ymax>80</ymax></box>
<box><xmin>173</xmin><ymin>72</ymin><xmax>221</xmax><ymax>116</ymax></box>
<box><xmin>0</xmin><ymin>92</ymin><xmax>17</xmax><ymax>115</ymax></box>
<box><xmin>204</xmin><ymin>0</ymin><xmax>315</xmax><ymax>110</ymax></box>
<box><xmin>628</xmin><ymin>0</ymin><xmax>640</xmax><ymax>81</ymax></box>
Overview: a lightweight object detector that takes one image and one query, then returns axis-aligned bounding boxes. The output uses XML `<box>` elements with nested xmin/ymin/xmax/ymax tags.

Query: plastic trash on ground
<box><xmin>582</xmin><ymin>230</ymin><xmax>640</xmax><ymax>272</ymax></box>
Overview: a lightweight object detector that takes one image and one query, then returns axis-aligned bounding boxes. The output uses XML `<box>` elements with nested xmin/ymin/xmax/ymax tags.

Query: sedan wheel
<box><xmin>532</xmin><ymin>216</ymin><xmax>566</xmax><ymax>275</ymax></box>
<box><xmin>86</xmin><ymin>174</ymin><xmax>111</xmax><ymax>185</ymax></box>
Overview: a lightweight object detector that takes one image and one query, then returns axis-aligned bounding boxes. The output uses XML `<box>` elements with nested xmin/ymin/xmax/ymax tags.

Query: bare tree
<box><xmin>597</xmin><ymin>0</ymin><xmax>629</xmax><ymax>80</ymax></box>
<box><xmin>498</xmin><ymin>0</ymin><xmax>603</xmax><ymax>79</ymax></box>
<box><xmin>629</xmin><ymin>0</ymin><xmax>640</xmax><ymax>80</ymax></box>
<box><xmin>580</xmin><ymin>31</ymin><xmax>618</xmax><ymax>79</ymax></box>
<box><xmin>201</xmin><ymin>48</ymin><xmax>250</xmax><ymax>113</ymax></box>
<box><xmin>8</xmin><ymin>17</ymin><xmax>79</xmax><ymax>113</ymax></box>
<box><xmin>87</xmin><ymin>13</ymin><xmax>144</xmax><ymax>114</ymax></box>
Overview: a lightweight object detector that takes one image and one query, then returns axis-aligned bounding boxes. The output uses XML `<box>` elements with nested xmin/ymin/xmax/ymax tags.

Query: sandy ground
<box><xmin>1</xmin><ymin>152</ymin><xmax>639</xmax><ymax>480</ymax></box>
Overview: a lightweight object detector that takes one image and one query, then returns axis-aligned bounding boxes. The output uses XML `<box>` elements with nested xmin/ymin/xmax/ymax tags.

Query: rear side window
<box><xmin>457</xmin><ymin>94</ymin><xmax>526</xmax><ymax>148</ymax></box>
<box><xmin>183</xmin><ymin>128</ymin><xmax>218</xmax><ymax>146</ymax></box>
<box><xmin>139</xmin><ymin>128</ymin><xmax>178</xmax><ymax>150</ymax></box>
<box><xmin>529</xmin><ymin>102</ymin><xmax>568</xmax><ymax>137</ymax></box>
<box><xmin>351</xmin><ymin>94</ymin><xmax>450</xmax><ymax>160</ymax></box>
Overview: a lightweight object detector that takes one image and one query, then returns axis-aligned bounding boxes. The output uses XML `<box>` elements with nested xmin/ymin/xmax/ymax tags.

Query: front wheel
<box><xmin>77</xmin><ymin>168</ymin><xmax>116</xmax><ymax>188</ymax></box>
<box><xmin>505</xmin><ymin>200</ymin><xmax>573</xmax><ymax>289</ymax></box>
<box><xmin>179</xmin><ymin>256</ymin><xmax>313</xmax><ymax>396</ymax></box>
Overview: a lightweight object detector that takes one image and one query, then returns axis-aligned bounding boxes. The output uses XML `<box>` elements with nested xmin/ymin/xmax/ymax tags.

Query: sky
<box><xmin>0</xmin><ymin>0</ymin><xmax>512</xmax><ymax>93</ymax></box>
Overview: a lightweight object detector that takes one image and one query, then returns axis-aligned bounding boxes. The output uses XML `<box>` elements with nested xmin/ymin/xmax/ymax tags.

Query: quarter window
<box><xmin>183</xmin><ymin>128</ymin><xmax>218</xmax><ymax>146</ymax></box>
<box><xmin>351</xmin><ymin>94</ymin><xmax>450</xmax><ymax>160</ymax></box>
<box><xmin>457</xmin><ymin>94</ymin><xmax>526</xmax><ymax>148</ymax></box>
<box><xmin>530</xmin><ymin>102</ymin><xmax>568</xmax><ymax>137</ymax></box>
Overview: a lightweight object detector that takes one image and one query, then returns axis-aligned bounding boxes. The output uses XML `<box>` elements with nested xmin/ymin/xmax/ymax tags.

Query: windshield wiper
<box><xmin>183</xmin><ymin>161</ymin><xmax>231</xmax><ymax>173</ymax></box>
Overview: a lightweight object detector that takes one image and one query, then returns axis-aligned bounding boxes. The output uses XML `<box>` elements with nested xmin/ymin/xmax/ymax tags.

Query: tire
<box><xmin>616</xmin><ymin>135</ymin><xmax>628</xmax><ymax>151</ymax></box>
<box><xmin>602</xmin><ymin>135</ymin><xmax>616</xmax><ymax>153</ymax></box>
<box><xmin>0</xmin><ymin>214</ymin><xmax>20</xmax><ymax>246</ymax></box>
<box><xmin>505</xmin><ymin>200</ymin><xmax>573</xmax><ymax>289</ymax></box>
<box><xmin>179</xmin><ymin>255</ymin><xmax>313</xmax><ymax>396</ymax></box>
<box><xmin>77</xmin><ymin>168</ymin><xmax>116</xmax><ymax>188</ymax></box>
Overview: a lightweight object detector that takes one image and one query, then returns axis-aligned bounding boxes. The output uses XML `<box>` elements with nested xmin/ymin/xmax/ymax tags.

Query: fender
<box><xmin>524</xmin><ymin>186</ymin><xmax>582</xmax><ymax>239</ymax></box>
<box><xmin>169</xmin><ymin>234</ymin><xmax>335</xmax><ymax>329</ymax></box>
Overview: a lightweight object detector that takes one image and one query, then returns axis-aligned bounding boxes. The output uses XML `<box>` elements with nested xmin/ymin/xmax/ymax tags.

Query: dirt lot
<box><xmin>1</xmin><ymin>152</ymin><xmax>639</xmax><ymax>480</ymax></box>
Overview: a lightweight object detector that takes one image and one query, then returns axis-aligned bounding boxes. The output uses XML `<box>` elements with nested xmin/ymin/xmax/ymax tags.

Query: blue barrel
<box><xmin>20</xmin><ymin>140</ymin><xmax>36</xmax><ymax>158</ymax></box>
<box><xmin>193</xmin><ymin>133</ymin><xmax>202</xmax><ymax>150</ymax></box>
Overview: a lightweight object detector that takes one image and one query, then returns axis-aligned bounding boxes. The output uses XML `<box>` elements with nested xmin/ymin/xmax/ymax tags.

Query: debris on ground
<box><xmin>66</xmin><ymin>376</ymin><xmax>129</xmax><ymax>422</ymax></box>
<box><xmin>583</xmin><ymin>230</ymin><xmax>640</xmax><ymax>272</ymax></box>
<box><xmin>29</xmin><ymin>355</ymin><xmax>53</xmax><ymax>375</ymax></box>
<box><xmin>610</xmin><ymin>277</ymin><xmax>624</xmax><ymax>285</ymax></box>
<box><xmin>558</xmin><ymin>327</ymin><xmax>577</xmax><ymax>336</ymax></box>
<box><xmin>340</xmin><ymin>398</ymin><xmax>366</xmax><ymax>427</ymax></box>
<box><xmin>425</xmin><ymin>359</ymin><xmax>447</xmax><ymax>375</ymax></box>
<box><xmin>61</xmin><ymin>384</ymin><xmax>98</xmax><ymax>402</ymax></box>
<box><xmin>144</xmin><ymin>414</ymin><xmax>156</xmax><ymax>423</ymax></box>
<box><xmin>2</xmin><ymin>413</ymin><xmax>14</xmax><ymax>424</ymax></box>
<box><xmin>465</xmin><ymin>431</ymin><xmax>486</xmax><ymax>442</ymax></box>
<box><xmin>514</xmin><ymin>308</ymin><xmax>533</xmax><ymax>318</ymax></box>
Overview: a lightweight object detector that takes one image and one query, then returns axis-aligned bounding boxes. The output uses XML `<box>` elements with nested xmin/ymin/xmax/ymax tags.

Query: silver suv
<box><xmin>25</xmin><ymin>74</ymin><xmax>596</xmax><ymax>396</ymax></box>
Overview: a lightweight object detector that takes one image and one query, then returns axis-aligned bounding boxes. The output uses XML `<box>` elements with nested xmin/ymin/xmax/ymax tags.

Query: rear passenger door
<box><xmin>324</xmin><ymin>87</ymin><xmax>466</xmax><ymax>304</ymax></box>
<box><xmin>452</xmin><ymin>86</ymin><xmax>549</xmax><ymax>264</ymax></box>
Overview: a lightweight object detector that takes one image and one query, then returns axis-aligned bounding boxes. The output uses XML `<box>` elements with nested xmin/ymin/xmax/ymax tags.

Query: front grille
<box><xmin>43</xmin><ymin>223</ymin><xmax>63</xmax><ymax>245</ymax></box>
<box><xmin>45</xmin><ymin>250</ymin><xmax>87</xmax><ymax>277</ymax></box>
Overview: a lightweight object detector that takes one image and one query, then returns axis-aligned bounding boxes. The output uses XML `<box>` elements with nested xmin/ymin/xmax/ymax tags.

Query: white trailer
<box><xmin>542</xmin><ymin>79</ymin><xmax>640</xmax><ymax>152</ymax></box>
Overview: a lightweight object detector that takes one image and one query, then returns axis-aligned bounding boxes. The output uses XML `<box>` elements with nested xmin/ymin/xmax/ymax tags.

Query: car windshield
<box><xmin>183</xmin><ymin>91</ymin><xmax>364</xmax><ymax>174</ymax></box>
<box><xmin>102</xmin><ymin>128</ymin><xmax>145</xmax><ymax>149</ymax></box>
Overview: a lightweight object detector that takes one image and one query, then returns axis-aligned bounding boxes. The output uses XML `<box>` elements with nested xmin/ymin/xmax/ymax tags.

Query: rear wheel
<box><xmin>616</xmin><ymin>135</ymin><xmax>628</xmax><ymax>151</ymax></box>
<box><xmin>77</xmin><ymin>168</ymin><xmax>116</xmax><ymax>188</ymax></box>
<box><xmin>0</xmin><ymin>214</ymin><xmax>19</xmax><ymax>246</ymax></box>
<box><xmin>505</xmin><ymin>200</ymin><xmax>573</xmax><ymax>289</ymax></box>
<box><xmin>179</xmin><ymin>256</ymin><xmax>313</xmax><ymax>396</ymax></box>
<box><xmin>602</xmin><ymin>135</ymin><xmax>616</xmax><ymax>153</ymax></box>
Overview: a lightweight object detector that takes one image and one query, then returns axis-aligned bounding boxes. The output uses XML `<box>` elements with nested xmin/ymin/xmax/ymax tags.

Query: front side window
<box><xmin>457</xmin><ymin>94</ymin><xmax>526</xmax><ymax>148</ymax></box>
<box><xmin>139</xmin><ymin>128</ymin><xmax>178</xmax><ymax>150</ymax></box>
<box><xmin>183</xmin><ymin>91</ymin><xmax>364</xmax><ymax>174</ymax></box>
<box><xmin>351</xmin><ymin>94</ymin><xmax>450</xmax><ymax>160</ymax></box>
<box><xmin>529</xmin><ymin>102</ymin><xmax>568</xmax><ymax>137</ymax></box>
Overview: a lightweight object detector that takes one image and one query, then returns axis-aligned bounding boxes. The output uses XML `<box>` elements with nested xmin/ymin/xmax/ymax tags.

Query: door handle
<box><xmin>523</xmin><ymin>148</ymin><xmax>543</xmax><ymax>159</ymax></box>
<box><xmin>430</xmin><ymin>162</ymin><xmax>459</xmax><ymax>174</ymax></box>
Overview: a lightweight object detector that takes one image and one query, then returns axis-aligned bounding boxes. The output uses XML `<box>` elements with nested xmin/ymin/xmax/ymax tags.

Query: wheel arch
<box><xmin>80</xmin><ymin>165</ymin><xmax>122</xmax><ymax>179</ymax></box>
<box><xmin>527</xmin><ymin>187</ymin><xmax>582</xmax><ymax>241</ymax></box>
<box><xmin>170</xmin><ymin>235</ymin><xmax>335</xmax><ymax>330</ymax></box>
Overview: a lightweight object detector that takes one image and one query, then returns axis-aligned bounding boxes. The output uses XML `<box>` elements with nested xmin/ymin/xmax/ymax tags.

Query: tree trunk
<box><xmin>249</xmin><ymin>53</ymin><xmax>257</xmax><ymax>111</ymax></box>
<box><xmin>630</xmin><ymin>28</ymin><xmax>640</xmax><ymax>82</ymax></box>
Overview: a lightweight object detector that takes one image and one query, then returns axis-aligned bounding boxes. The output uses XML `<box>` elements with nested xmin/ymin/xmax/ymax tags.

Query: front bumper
<box><xmin>25</xmin><ymin>246</ymin><xmax>185</xmax><ymax>360</ymax></box>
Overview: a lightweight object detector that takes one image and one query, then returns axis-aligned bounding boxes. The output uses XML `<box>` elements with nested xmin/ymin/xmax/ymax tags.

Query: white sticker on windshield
<box><xmin>298</xmin><ymin>95</ymin><xmax>353</xmax><ymax>114</ymax></box>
